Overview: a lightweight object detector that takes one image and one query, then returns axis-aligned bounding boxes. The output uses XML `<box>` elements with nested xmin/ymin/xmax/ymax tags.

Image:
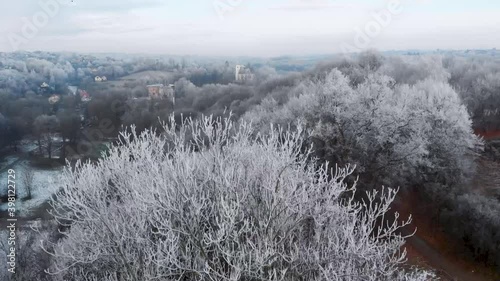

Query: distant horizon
<box><xmin>2</xmin><ymin>48</ymin><xmax>499</xmax><ymax>60</ymax></box>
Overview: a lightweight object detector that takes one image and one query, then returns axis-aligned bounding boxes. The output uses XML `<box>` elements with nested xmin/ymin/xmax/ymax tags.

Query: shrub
<box><xmin>441</xmin><ymin>193</ymin><xmax>500</xmax><ymax>269</ymax></box>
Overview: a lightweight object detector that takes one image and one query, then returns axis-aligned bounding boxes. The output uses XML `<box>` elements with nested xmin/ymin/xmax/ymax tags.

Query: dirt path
<box><xmin>475</xmin><ymin>129</ymin><xmax>500</xmax><ymax>140</ymax></box>
<box><xmin>405</xmin><ymin>232</ymin><xmax>490</xmax><ymax>281</ymax></box>
<box><xmin>393</xmin><ymin>194</ymin><xmax>496</xmax><ymax>281</ymax></box>
<box><xmin>395</xmin><ymin>131</ymin><xmax>500</xmax><ymax>280</ymax></box>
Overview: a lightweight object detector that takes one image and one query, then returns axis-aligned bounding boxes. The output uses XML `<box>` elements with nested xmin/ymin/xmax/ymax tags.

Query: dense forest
<box><xmin>1</xmin><ymin>50</ymin><xmax>500</xmax><ymax>280</ymax></box>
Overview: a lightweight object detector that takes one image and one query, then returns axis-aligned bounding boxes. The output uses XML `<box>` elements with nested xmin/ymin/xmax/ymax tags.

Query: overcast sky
<box><xmin>0</xmin><ymin>0</ymin><xmax>498</xmax><ymax>57</ymax></box>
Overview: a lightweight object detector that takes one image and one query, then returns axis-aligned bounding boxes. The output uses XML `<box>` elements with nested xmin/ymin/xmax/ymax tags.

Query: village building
<box><xmin>67</xmin><ymin>86</ymin><xmax>78</xmax><ymax>96</ymax></box>
<box><xmin>147</xmin><ymin>84</ymin><xmax>175</xmax><ymax>104</ymax></box>
<box><xmin>39</xmin><ymin>82</ymin><xmax>53</xmax><ymax>95</ymax></box>
<box><xmin>48</xmin><ymin>94</ymin><xmax>61</xmax><ymax>104</ymax></box>
<box><xmin>235</xmin><ymin>65</ymin><xmax>254</xmax><ymax>82</ymax></box>
<box><xmin>79</xmin><ymin>89</ymin><xmax>91</xmax><ymax>102</ymax></box>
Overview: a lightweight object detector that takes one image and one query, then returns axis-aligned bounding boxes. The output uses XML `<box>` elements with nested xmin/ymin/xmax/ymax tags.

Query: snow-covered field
<box><xmin>0</xmin><ymin>155</ymin><xmax>18</xmax><ymax>171</ymax></box>
<box><xmin>18</xmin><ymin>140</ymin><xmax>39</xmax><ymax>154</ymax></box>
<box><xmin>0</xmin><ymin>160</ymin><xmax>64</xmax><ymax>217</ymax></box>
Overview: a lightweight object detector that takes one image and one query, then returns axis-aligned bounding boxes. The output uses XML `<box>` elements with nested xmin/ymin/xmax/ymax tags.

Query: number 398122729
<box><xmin>7</xmin><ymin>169</ymin><xmax>16</xmax><ymax>215</ymax></box>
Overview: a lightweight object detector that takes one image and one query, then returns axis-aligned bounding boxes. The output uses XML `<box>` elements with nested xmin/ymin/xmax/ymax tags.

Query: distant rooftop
<box><xmin>68</xmin><ymin>86</ymin><xmax>78</xmax><ymax>94</ymax></box>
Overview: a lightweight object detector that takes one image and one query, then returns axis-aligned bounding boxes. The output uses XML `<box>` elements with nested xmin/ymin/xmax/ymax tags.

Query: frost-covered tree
<box><xmin>21</xmin><ymin>164</ymin><xmax>35</xmax><ymax>199</ymax></box>
<box><xmin>441</xmin><ymin>193</ymin><xmax>500</xmax><ymax>269</ymax></box>
<box><xmin>443</xmin><ymin>55</ymin><xmax>500</xmax><ymax>131</ymax></box>
<box><xmin>244</xmin><ymin>69</ymin><xmax>481</xmax><ymax>187</ymax></box>
<box><xmin>44</xmin><ymin>116</ymin><xmax>433</xmax><ymax>281</ymax></box>
<box><xmin>380</xmin><ymin>55</ymin><xmax>450</xmax><ymax>85</ymax></box>
<box><xmin>33</xmin><ymin>115</ymin><xmax>60</xmax><ymax>159</ymax></box>
<box><xmin>0</xmin><ymin>222</ymin><xmax>56</xmax><ymax>281</ymax></box>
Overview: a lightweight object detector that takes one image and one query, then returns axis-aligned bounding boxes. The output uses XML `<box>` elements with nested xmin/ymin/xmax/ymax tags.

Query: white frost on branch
<box><xmin>44</xmin><ymin>116</ymin><xmax>434</xmax><ymax>281</ymax></box>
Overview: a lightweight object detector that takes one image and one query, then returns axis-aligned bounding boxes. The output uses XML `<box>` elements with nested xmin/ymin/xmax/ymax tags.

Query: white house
<box><xmin>68</xmin><ymin>86</ymin><xmax>78</xmax><ymax>96</ymax></box>
<box><xmin>235</xmin><ymin>65</ymin><xmax>254</xmax><ymax>82</ymax></box>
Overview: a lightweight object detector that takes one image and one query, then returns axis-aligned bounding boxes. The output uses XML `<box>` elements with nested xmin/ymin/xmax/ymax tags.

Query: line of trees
<box><xmin>244</xmin><ymin>54</ymin><xmax>482</xmax><ymax>189</ymax></box>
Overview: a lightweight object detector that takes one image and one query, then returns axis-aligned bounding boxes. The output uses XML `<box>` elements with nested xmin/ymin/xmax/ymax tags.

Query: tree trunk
<box><xmin>37</xmin><ymin>138</ymin><xmax>43</xmax><ymax>156</ymax></box>
<box><xmin>61</xmin><ymin>140</ymin><xmax>66</xmax><ymax>161</ymax></box>
<box><xmin>47</xmin><ymin>140</ymin><xmax>52</xmax><ymax>159</ymax></box>
<box><xmin>27</xmin><ymin>184</ymin><xmax>32</xmax><ymax>199</ymax></box>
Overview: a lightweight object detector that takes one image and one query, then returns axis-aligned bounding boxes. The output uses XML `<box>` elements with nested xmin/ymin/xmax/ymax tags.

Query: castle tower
<box><xmin>235</xmin><ymin>65</ymin><xmax>244</xmax><ymax>81</ymax></box>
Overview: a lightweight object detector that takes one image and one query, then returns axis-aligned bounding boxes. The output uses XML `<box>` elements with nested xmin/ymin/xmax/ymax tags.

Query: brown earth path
<box><xmin>393</xmin><ymin>131</ymin><xmax>500</xmax><ymax>281</ymax></box>
<box><xmin>393</xmin><ymin>193</ymin><xmax>495</xmax><ymax>281</ymax></box>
